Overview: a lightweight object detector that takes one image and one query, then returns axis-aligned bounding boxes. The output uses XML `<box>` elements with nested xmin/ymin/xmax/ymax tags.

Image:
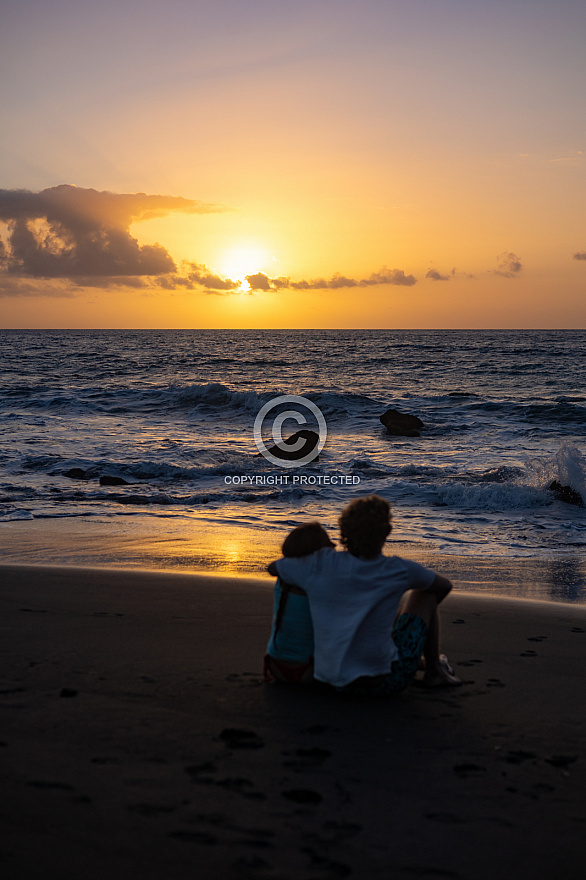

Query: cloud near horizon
<box><xmin>0</xmin><ymin>185</ymin><xmax>225</xmax><ymax>286</ymax></box>
<box><xmin>0</xmin><ymin>185</ymin><xmax>420</xmax><ymax>297</ymax></box>
<box><xmin>243</xmin><ymin>267</ymin><xmax>417</xmax><ymax>292</ymax></box>
<box><xmin>0</xmin><ymin>185</ymin><xmax>527</xmax><ymax>299</ymax></box>
<box><xmin>491</xmin><ymin>252</ymin><xmax>523</xmax><ymax>278</ymax></box>
<box><xmin>150</xmin><ymin>266</ymin><xmax>418</xmax><ymax>295</ymax></box>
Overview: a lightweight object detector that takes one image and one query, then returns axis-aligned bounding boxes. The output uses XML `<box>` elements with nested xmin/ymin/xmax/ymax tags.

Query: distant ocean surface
<box><xmin>1</xmin><ymin>329</ymin><xmax>585</xmax><ymax>579</ymax></box>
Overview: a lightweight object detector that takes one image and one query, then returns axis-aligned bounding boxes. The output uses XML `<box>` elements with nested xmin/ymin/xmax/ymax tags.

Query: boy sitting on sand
<box><xmin>264</xmin><ymin>522</ymin><xmax>335</xmax><ymax>684</ymax></box>
<box><xmin>268</xmin><ymin>495</ymin><xmax>459</xmax><ymax>695</ymax></box>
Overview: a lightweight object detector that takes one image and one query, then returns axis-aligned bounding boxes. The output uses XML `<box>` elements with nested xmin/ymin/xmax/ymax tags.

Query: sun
<box><xmin>218</xmin><ymin>245</ymin><xmax>269</xmax><ymax>283</ymax></box>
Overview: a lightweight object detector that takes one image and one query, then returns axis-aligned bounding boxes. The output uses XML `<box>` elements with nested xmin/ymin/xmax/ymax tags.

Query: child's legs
<box><xmin>399</xmin><ymin>590</ymin><xmax>459</xmax><ymax>685</ymax></box>
<box><xmin>398</xmin><ymin>590</ymin><xmax>442</xmax><ymax>670</ymax></box>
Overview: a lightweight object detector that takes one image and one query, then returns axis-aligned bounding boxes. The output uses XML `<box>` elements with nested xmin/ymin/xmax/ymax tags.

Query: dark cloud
<box><xmin>0</xmin><ymin>239</ymin><xmax>8</xmax><ymax>272</ymax></box>
<box><xmin>0</xmin><ymin>185</ymin><xmax>224</xmax><ymax>280</ymax></box>
<box><xmin>492</xmin><ymin>252</ymin><xmax>523</xmax><ymax>278</ymax></box>
<box><xmin>573</xmin><ymin>252</ymin><xmax>586</xmax><ymax>261</ymax></box>
<box><xmin>245</xmin><ymin>272</ymin><xmax>290</xmax><ymax>291</ymax></box>
<box><xmin>426</xmin><ymin>268</ymin><xmax>451</xmax><ymax>281</ymax></box>
<box><xmin>154</xmin><ymin>262</ymin><xmax>241</xmax><ymax>293</ymax></box>
<box><xmin>246</xmin><ymin>267</ymin><xmax>417</xmax><ymax>292</ymax></box>
<box><xmin>0</xmin><ymin>276</ymin><xmax>77</xmax><ymax>297</ymax></box>
<box><xmin>184</xmin><ymin>263</ymin><xmax>241</xmax><ymax>291</ymax></box>
<box><xmin>360</xmin><ymin>268</ymin><xmax>417</xmax><ymax>287</ymax></box>
<box><xmin>288</xmin><ymin>277</ymin><xmax>328</xmax><ymax>290</ymax></box>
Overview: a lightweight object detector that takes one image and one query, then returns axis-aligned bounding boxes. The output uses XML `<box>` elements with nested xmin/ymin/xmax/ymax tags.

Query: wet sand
<box><xmin>1</xmin><ymin>515</ymin><xmax>585</xmax><ymax>604</ymax></box>
<box><xmin>1</xmin><ymin>563</ymin><xmax>585</xmax><ymax>879</ymax></box>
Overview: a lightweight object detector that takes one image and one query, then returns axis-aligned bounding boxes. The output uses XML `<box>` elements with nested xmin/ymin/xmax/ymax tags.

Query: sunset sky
<box><xmin>1</xmin><ymin>0</ymin><xmax>585</xmax><ymax>328</ymax></box>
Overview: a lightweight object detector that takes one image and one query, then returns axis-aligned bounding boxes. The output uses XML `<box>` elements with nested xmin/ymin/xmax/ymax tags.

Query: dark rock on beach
<box><xmin>265</xmin><ymin>429</ymin><xmax>320</xmax><ymax>462</ymax></box>
<box><xmin>548</xmin><ymin>480</ymin><xmax>584</xmax><ymax>507</ymax></box>
<box><xmin>380</xmin><ymin>409</ymin><xmax>424</xmax><ymax>437</ymax></box>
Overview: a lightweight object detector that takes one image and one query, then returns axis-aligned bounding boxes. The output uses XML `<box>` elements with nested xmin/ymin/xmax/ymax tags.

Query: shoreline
<box><xmin>1</xmin><ymin>564</ymin><xmax>585</xmax><ymax>879</ymax></box>
<box><xmin>1</xmin><ymin>514</ymin><xmax>585</xmax><ymax>605</ymax></box>
<box><xmin>1</xmin><ymin>560</ymin><xmax>585</xmax><ymax>610</ymax></box>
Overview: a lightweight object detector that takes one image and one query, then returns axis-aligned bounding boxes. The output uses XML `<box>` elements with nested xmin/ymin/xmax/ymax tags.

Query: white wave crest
<box><xmin>524</xmin><ymin>443</ymin><xmax>586</xmax><ymax>499</ymax></box>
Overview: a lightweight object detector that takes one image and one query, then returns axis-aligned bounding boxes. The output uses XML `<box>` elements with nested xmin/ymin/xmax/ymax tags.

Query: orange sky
<box><xmin>1</xmin><ymin>0</ymin><xmax>585</xmax><ymax>328</ymax></box>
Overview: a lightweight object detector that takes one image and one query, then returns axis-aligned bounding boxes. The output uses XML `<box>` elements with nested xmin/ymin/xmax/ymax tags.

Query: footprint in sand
<box><xmin>231</xmin><ymin>857</ymin><xmax>272</xmax><ymax>874</ymax></box>
<box><xmin>302</xmin><ymin>846</ymin><xmax>352</xmax><ymax>878</ymax></box>
<box><xmin>453</xmin><ymin>763</ymin><xmax>487</xmax><ymax>779</ymax></box>
<box><xmin>544</xmin><ymin>755</ymin><xmax>578</xmax><ymax>768</ymax></box>
<box><xmin>27</xmin><ymin>780</ymin><xmax>75</xmax><ymax>791</ymax></box>
<box><xmin>168</xmin><ymin>830</ymin><xmax>217</xmax><ymax>844</ymax></box>
<box><xmin>282</xmin><ymin>788</ymin><xmax>323</xmax><ymax>805</ymax></box>
<box><xmin>185</xmin><ymin>764</ymin><xmax>266</xmax><ymax>800</ymax></box>
<box><xmin>321</xmin><ymin>820</ymin><xmax>362</xmax><ymax>841</ymax></box>
<box><xmin>229</xmin><ymin>825</ymin><xmax>275</xmax><ymax>849</ymax></box>
<box><xmin>215</xmin><ymin>778</ymin><xmax>266</xmax><ymax>800</ymax></box>
<box><xmin>295</xmin><ymin>747</ymin><xmax>332</xmax><ymax>760</ymax></box>
<box><xmin>225</xmin><ymin>672</ymin><xmax>264</xmax><ymax>689</ymax></box>
<box><xmin>425</xmin><ymin>812</ymin><xmax>468</xmax><ymax>824</ymax></box>
<box><xmin>400</xmin><ymin>865</ymin><xmax>459</xmax><ymax>877</ymax></box>
<box><xmin>219</xmin><ymin>728</ymin><xmax>265</xmax><ymax>750</ymax></box>
<box><xmin>127</xmin><ymin>803</ymin><xmax>177</xmax><ymax>817</ymax></box>
<box><xmin>304</xmin><ymin>724</ymin><xmax>334</xmax><ymax>735</ymax></box>
<box><xmin>503</xmin><ymin>750</ymin><xmax>537</xmax><ymax>764</ymax></box>
<box><xmin>185</xmin><ymin>762</ymin><xmax>219</xmax><ymax>788</ymax></box>
<box><xmin>282</xmin><ymin>746</ymin><xmax>332</xmax><ymax>770</ymax></box>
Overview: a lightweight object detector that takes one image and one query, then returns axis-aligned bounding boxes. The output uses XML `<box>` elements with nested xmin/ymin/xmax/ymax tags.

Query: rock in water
<box><xmin>380</xmin><ymin>409</ymin><xmax>424</xmax><ymax>437</ymax></box>
<box><xmin>548</xmin><ymin>480</ymin><xmax>584</xmax><ymax>507</ymax></box>
<box><xmin>265</xmin><ymin>429</ymin><xmax>320</xmax><ymax>462</ymax></box>
<box><xmin>64</xmin><ymin>468</ymin><xmax>88</xmax><ymax>480</ymax></box>
<box><xmin>99</xmin><ymin>475</ymin><xmax>130</xmax><ymax>486</ymax></box>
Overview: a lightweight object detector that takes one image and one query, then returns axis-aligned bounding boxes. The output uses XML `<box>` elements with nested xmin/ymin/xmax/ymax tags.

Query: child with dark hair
<box><xmin>268</xmin><ymin>495</ymin><xmax>459</xmax><ymax>696</ymax></box>
<box><xmin>264</xmin><ymin>522</ymin><xmax>334</xmax><ymax>684</ymax></box>
<box><xmin>338</xmin><ymin>493</ymin><xmax>392</xmax><ymax>559</ymax></box>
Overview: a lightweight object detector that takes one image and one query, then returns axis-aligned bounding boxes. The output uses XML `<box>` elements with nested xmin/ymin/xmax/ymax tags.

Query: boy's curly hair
<box><xmin>338</xmin><ymin>495</ymin><xmax>392</xmax><ymax>559</ymax></box>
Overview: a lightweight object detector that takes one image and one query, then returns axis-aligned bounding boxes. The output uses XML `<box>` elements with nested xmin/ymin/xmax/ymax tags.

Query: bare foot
<box><xmin>421</xmin><ymin>665</ymin><xmax>462</xmax><ymax>688</ymax></box>
<box><xmin>439</xmin><ymin>654</ymin><xmax>455</xmax><ymax>676</ymax></box>
<box><xmin>419</xmin><ymin>654</ymin><xmax>455</xmax><ymax>676</ymax></box>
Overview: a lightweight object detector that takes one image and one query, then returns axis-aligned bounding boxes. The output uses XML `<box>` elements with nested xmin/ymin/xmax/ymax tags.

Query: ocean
<box><xmin>1</xmin><ymin>329</ymin><xmax>585</xmax><ymax>601</ymax></box>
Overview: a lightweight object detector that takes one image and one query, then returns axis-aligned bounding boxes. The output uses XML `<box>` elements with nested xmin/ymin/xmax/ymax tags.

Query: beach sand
<box><xmin>1</xmin><ymin>564</ymin><xmax>585</xmax><ymax>880</ymax></box>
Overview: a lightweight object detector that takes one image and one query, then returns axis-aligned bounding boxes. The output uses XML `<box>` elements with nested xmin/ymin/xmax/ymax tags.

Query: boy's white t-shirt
<box><xmin>275</xmin><ymin>547</ymin><xmax>435</xmax><ymax>687</ymax></box>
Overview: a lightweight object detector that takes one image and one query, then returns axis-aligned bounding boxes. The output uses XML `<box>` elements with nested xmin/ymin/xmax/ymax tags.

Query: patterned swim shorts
<box><xmin>337</xmin><ymin>612</ymin><xmax>429</xmax><ymax>697</ymax></box>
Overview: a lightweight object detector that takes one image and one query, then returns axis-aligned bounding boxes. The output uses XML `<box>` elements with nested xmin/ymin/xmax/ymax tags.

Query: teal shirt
<box><xmin>266</xmin><ymin>578</ymin><xmax>315</xmax><ymax>662</ymax></box>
